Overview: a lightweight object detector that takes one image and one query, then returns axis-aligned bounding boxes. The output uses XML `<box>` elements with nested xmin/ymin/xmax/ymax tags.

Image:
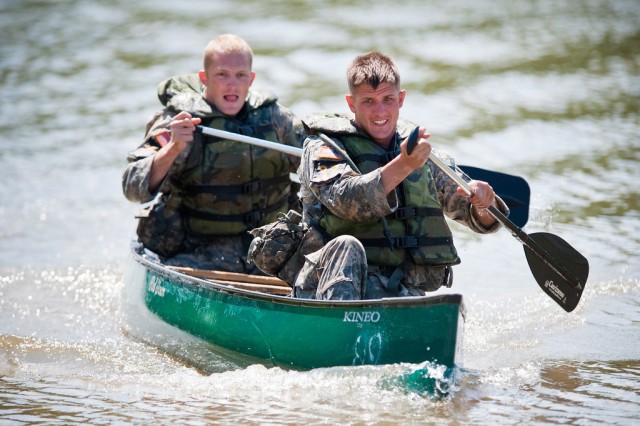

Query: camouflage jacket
<box><xmin>299</xmin><ymin>112</ymin><xmax>508</xmax><ymax>288</ymax></box>
<box><xmin>122</xmin><ymin>74</ymin><xmax>306</xmax><ymax>259</ymax></box>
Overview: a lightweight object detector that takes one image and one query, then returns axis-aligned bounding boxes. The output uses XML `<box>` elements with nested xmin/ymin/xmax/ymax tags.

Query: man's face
<box><xmin>346</xmin><ymin>82</ymin><xmax>405</xmax><ymax>148</ymax></box>
<box><xmin>199</xmin><ymin>51</ymin><xmax>255</xmax><ymax>116</ymax></box>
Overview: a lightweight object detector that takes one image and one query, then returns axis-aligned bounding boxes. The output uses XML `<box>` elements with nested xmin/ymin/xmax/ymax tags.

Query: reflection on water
<box><xmin>535</xmin><ymin>360</ymin><xmax>640</xmax><ymax>423</ymax></box>
<box><xmin>1</xmin><ymin>0</ymin><xmax>639</xmax><ymax>423</ymax></box>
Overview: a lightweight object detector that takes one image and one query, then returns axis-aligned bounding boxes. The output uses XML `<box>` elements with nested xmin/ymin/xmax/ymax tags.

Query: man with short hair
<box><xmin>293</xmin><ymin>51</ymin><xmax>509</xmax><ymax>299</ymax></box>
<box><xmin>123</xmin><ymin>34</ymin><xmax>305</xmax><ymax>271</ymax></box>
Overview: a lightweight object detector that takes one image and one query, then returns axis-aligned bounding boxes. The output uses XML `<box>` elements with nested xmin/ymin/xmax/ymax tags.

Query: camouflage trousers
<box><xmin>164</xmin><ymin>234</ymin><xmax>264</xmax><ymax>274</ymax></box>
<box><xmin>293</xmin><ymin>235</ymin><xmax>452</xmax><ymax>300</ymax></box>
<box><xmin>293</xmin><ymin>235</ymin><xmax>367</xmax><ymax>300</ymax></box>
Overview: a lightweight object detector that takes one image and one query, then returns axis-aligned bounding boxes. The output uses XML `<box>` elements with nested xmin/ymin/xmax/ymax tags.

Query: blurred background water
<box><xmin>1</xmin><ymin>0</ymin><xmax>639</xmax><ymax>423</ymax></box>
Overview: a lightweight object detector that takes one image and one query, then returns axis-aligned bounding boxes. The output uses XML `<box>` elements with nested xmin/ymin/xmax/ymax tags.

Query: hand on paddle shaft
<box><xmin>404</xmin><ymin>128</ymin><xmax>498</xmax><ymax>228</ymax></box>
<box><xmin>169</xmin><ymin>111</ymin><xmax>202</xmax><ymax>151</ymax></box>
<box><xmin>405</xmin><ymin>126</ymin><xmax>589</xmax><ymax>312</ymax></box>
<box><xmin>148</xmin><ymin>112</ymin><xmax>202</xmax><ymax>192</ymax></box>
<box><xmin>457</xmin><ymin>165</ymin><xmax>530</xmax><ymax>228</ymax></box>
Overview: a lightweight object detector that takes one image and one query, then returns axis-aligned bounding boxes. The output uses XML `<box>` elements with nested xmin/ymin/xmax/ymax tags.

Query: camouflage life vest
<box><xmin>160</xmin><ymin>74</ymin><xmax>295</xmax><ymax>236</ymax></box>
<box><xmin>308</xmin><ymin>114</ymin><xmax>460</xmax><ymax>267</ymax></box>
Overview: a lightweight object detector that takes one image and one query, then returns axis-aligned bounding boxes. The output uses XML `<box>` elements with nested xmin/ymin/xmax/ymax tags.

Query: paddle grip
<box><xmin>406</xmin><ymin>127</ymin><xmax>420</xmax><ymax>155</ymax></box>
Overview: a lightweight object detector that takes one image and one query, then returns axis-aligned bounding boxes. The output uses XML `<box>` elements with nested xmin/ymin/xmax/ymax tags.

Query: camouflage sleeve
<box><xmin>272</xmin><ymin>102</ymin><xmax>307</xmax><ymax>212</ymax></box>
<box><xmin>300</xmin><ymin>136</ymin><xmax>397</xmax><ymax>221</ymax></box>
<box><xmin>272</xmin><ymin>103</ymin><xmax>306</xmax><ymax>169</ymax></box>
<box><xmin>122</xmin><ymin>110</ymin><xmax>174</xmax><ymax>203</ymax></box>
<box><xmin>429</xmin><ymin>150</ymin><xmax>506</xmax><ymax>234</ymax></box>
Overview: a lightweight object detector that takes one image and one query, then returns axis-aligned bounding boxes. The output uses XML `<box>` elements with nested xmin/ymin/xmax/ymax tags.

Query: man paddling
<box><xmin>122</xmin><ymin>34</ymin><xmax>305</xmax><ymax>271</ymax></box>
<box><xmin>291</xmin><ymin>51</ymin><xmax>509</xmax><ymax>299</ymax></box>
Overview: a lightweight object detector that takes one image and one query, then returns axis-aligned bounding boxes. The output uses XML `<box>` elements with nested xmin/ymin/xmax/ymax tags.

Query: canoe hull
<box><xmin>130</xmin><ymin>244</ymin><xmax>464</xmax><ymax>370</ymax></box>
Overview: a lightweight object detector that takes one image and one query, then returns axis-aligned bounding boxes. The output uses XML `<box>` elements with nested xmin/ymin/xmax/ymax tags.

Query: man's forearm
<box><xmin>148</xmin><ymin>143</ymin><xmax>182</xmax><ymax>193</ymax></box>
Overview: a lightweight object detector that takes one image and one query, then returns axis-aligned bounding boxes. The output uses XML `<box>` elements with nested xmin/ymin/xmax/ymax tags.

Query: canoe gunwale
<box><xmin>132</xmin><ymin>240</ymin><xmax>465</xmax><ymax>313</ymax></box>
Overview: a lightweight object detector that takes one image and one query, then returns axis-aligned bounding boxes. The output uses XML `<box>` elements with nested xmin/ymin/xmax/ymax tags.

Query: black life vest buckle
<box><xmin>394</xmin><ymin>207</ymin><xmax>417</xmax><ymax>220</ymax></box>
<box><xmin>243</xmin><ymin>180</ymin><xmax>262</xmax><ymax>194</ymax></box>
<box><xmin>396</xmin><ymin>236</ymin><xmax>419</xmax><ymax>248</ymax></box>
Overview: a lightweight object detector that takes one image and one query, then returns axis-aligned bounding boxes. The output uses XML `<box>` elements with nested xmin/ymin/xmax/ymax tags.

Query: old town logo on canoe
<box><xmin>343</xmin><ymin>311</ymin><xmax>380</xmax><ymax>323</ymax></box>
<box><xmin>148</xmin><ymin>276</ymin><xmax>166</xmax><ymax>297</ymax></box>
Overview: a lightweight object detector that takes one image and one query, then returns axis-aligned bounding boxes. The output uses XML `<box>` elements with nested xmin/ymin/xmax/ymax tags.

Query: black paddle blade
<box><xmin>459</xmin><ymin>165</ymin><xmax>531</xmax><ymax>228</ymax></box>
<box><xmin>523</xmin><ymin>232</ymin><xmax>589</xmax><ymax>312</ymax></box>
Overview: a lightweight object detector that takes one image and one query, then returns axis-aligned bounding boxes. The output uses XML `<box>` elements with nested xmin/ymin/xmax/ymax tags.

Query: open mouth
<box><xmin>373</xmin><ymin>120</ymin><xmax>388</xmax><ymax>126</ymax></box>
<box><xmin>223</xmin><ymin>94</ymin><xmax>239</xmax><ymax>102</ymax></box>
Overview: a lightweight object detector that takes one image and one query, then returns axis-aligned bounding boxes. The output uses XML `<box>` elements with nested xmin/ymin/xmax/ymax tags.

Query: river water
<box><xmin>1</xmin><ymin>0</ymin><xmax>638</xmax><ymax>424</ymax></box>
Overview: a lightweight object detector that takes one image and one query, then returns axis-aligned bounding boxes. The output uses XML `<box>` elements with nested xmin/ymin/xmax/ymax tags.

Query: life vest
<box><xmin>160</xmin><ymin>74</ymin><xmax>295</xmax><ymax>236</ymax></box>
<box><xmin>309</xmin><ymin>114</ymin><xmax>460</xmax><ymax>267</ymax></box>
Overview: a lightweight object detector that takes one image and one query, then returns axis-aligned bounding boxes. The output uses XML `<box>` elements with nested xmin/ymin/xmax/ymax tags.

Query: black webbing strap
<box><xmin>182</xmin><ymin>175</ymin><xmax>291</xmax><ymax>195</ymax></box>
<box><xmin>351</xmin><ymin>151</ymin><xmax>398</xmax><ymax>164</ymax></box>
<box><xmin>182</xmin><ymin>199</ymin><xmax>288</xmax><ymax>226</ymax></box>
<box><xmin>359</xmin><ymin>236</ymin><xmax>454</xmax><ymax>249</ymax></box>
<box><xmin>393</xmin><ymin>207</ymin><xmax>443</xmax><ymax>220</ymax></box>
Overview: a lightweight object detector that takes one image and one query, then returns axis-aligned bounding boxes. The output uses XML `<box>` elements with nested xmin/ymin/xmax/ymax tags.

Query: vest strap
<box><xmin>182</xmin><ymin>175</ymin><xmax>290</xmax><ymax>196</ymax></box>
<box><xmin>352</xmin><ymin>151</ymin><xmax>398</xmax><ymax>164</ymax></box>
<box><xmin>393</xmin><ymin>207</ymin><xmax>443</xmax><ymax>220</ymax></box>
<box><xmin>359</xmin><ymin>236</ymin><xmax>454</xmax><ymax>249</ymax></box>
<box><xmin>182</xmin><ymin>198</ymin><xmax>288</xmax><ymax>228</ymax></box>
<box><xmin>235</xmin><ymin>123</ymin><xmax>275</xmax><ymax>136</ymax></box>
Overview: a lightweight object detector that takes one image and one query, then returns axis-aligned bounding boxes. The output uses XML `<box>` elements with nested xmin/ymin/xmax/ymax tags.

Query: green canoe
<box><xmin>128</xmin><ymin>242</ymin><xmax>465</xmax><ymax>370</ymax></box>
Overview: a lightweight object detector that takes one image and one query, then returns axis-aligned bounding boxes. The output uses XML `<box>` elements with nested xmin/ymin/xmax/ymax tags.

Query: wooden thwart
<box><xmin>214</xmin><ymin>280</ymin><xmax>292</xmax><ymax>296</ymax></box>
<box><xmin>169</xmin><ymin>266</ymin><xmax>291</xmax><ymax>295</ymax></box>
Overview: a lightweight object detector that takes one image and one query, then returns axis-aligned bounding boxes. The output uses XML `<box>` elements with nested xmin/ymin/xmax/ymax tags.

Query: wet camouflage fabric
<box><xmin>122</xmin><ymin>74</ymin><xmax>305</xmax><ymax>269</ymax></box>
<box><xmin>247</xmin><ymin>210</ymin><xmax>325</xmax><ymax>285</ymax></box>
<box><xmin>163</xmin><ymin>234</ymin><xmax>262</xmax><ymax>274</ymax></box>
<box><xmin>248</xmin><ymin>210</ymin><xmax>306</xmax><ymax>276</ymax></box>
<box><xmin>294</xmin><ymin>235</ymin><xmax>368</xmax><ymax>300</ymax></box>
<box><xmin>135</xmin><ymin>195</ymin><xmax>185</xmax><ymax>255</ymax></box>
<box><xmin>292</xmin><ymin>120</ymin><xmax>508</xmax><ymax>299</ymax></box>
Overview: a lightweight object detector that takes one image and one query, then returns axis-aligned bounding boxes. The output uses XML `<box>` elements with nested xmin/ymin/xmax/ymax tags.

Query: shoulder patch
<box><xmin>317</xmin><ymin>145</ymin><xmax>343</xmax><ymax>161</ymax></box>
<box><xmin>311</xmin><ymin>162</ymin><xmax>349</xmax><ymax>184</ymax></box>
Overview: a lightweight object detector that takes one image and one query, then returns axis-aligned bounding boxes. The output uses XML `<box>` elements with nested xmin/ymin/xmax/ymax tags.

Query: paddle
<box><xmin>406</xmin><ymin>128</ymin><xmax>589</xmax><ymax>312</ymax></box>
<box><xmin>195</xmin><ymin>125</ymin><xmax>531</xmax><ymax>225</ymax></box>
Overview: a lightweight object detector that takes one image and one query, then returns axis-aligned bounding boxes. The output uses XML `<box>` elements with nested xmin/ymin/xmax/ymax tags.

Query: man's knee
<box><xmin>320</xmin><ymin>235</ymin><xmax>366</xmax><ymax>264</ymax></box>
<box><xmin>295</xmin><ymin>235</ymin><xmax>368</xmax><ymax>301</ymax></box>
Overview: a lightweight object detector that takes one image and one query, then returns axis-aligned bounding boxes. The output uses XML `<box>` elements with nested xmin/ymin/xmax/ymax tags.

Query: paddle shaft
<box><xmin>428</xmin><ymin>153</ymin><xmax>583</xmax><ymax>290</ymax></box>
<box><xmin>196</xmin><ymin>125</ymin><xmax>302</xmax><ymax>157</ymax></box>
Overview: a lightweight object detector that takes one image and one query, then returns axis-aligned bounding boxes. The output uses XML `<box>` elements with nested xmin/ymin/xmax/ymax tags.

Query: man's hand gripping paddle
<box><xmin>406</xmin><ymin>127</ymin><xmax>588</xmax><ymax>312</ymax></box>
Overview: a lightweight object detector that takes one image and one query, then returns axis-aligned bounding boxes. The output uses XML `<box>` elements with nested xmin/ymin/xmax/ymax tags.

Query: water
<box><xmin>1</xmin><ymin>0</ymin><xmax>639</xmax><ymax>423</ymax></box>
